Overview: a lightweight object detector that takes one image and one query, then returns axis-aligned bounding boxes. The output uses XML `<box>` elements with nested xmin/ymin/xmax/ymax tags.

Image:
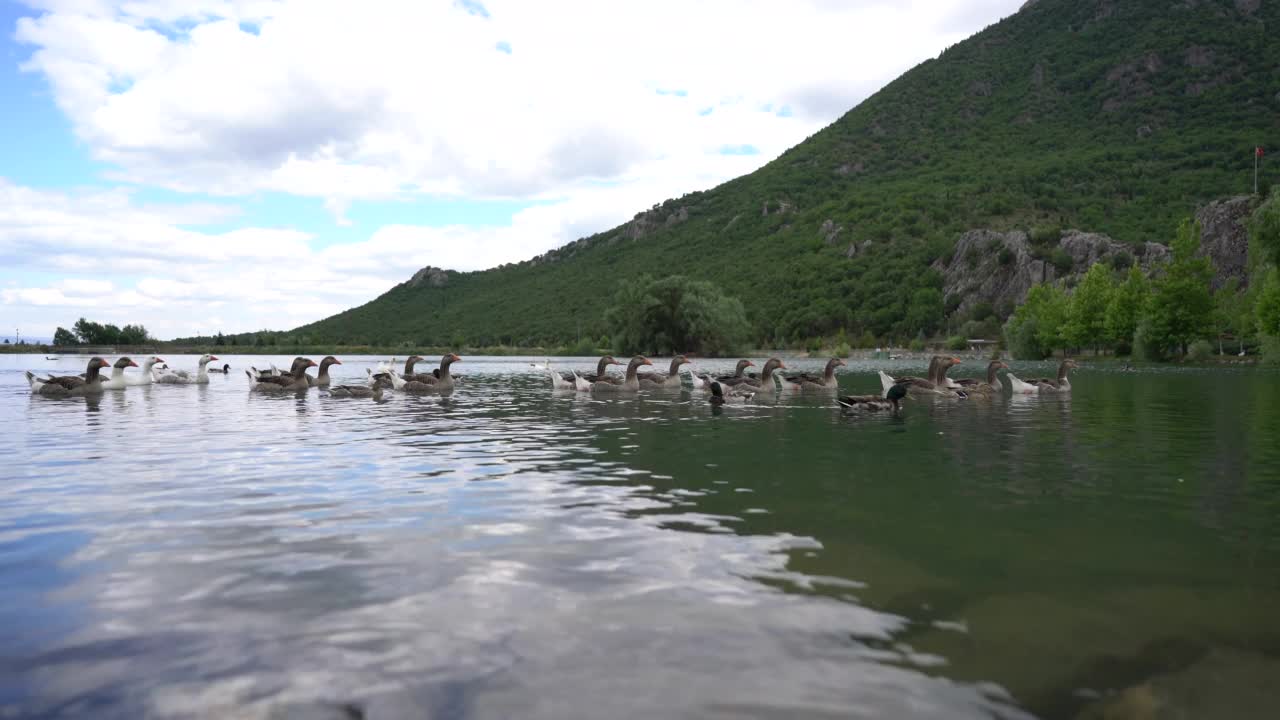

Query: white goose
<box><xmin>547</xmin><ymin>362</ymin><xmax>576</xmax><ymax>390</ymax></box>
<box><xmin>127</xmin><ymin>356</ymin><xmax>165</xmax><ymax>386</ymax></box>
<box><xmin>684</xmin><ymin>367</ymin><xmax>711</xmax><ymax>390</ymax></box>
<box><xmin>156</xmin><ymin>354</ymin><xmax>219</xmax><ymax>384</ymax></box>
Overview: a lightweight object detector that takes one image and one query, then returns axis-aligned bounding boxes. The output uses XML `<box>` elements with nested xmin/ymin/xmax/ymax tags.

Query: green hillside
<box><xmin>291</xmin><ymin>0</ymin><xmax>1279</xmax><ymax>348</ymax></box>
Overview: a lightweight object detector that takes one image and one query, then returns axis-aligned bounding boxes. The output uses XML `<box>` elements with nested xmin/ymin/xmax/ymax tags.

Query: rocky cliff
<box><xmin>935</xmin><ymin>196</ymin><xmax>1256</xmax><ymax>317</ymax></box>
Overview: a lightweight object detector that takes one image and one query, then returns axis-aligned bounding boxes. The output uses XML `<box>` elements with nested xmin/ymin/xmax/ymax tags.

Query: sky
<box><xmin>0</xmin><ymin>0</ymin><xmax>1025</xmax><ymax>341</ymax></box>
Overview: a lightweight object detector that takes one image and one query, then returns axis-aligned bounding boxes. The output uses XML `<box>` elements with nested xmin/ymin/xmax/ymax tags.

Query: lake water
<box><xmin>2</xmin><ymin>354</ymin><xmax>1278</xmax><ymax>719</ymax></box>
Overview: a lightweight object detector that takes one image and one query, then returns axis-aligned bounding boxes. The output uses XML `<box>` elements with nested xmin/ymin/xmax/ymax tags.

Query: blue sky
<box><xmin>0</xmin><ymin>0</ymin><xmax>1023</xmax><ymax>339</ymax></box>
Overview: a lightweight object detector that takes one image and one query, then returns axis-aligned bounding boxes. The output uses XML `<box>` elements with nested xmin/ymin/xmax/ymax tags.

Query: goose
<box><xmin>1007</xmin><ymin>359</ymin><xmax>1078</xmax><ymax>394</ymax></box>
<box><xmin>310</xmin><ymin>356</ymin><xmax>341</xmax><ymax>387</ymax></box>
<box><xmin>370</xmin><ymin>368</ymin><xmax>409</xmax><ymax>390</ymax></box>
<box><xmin>715</xmin><ymin>359</ymin><xmax>756</xmax><ymax>383</ymax></box>
<box><xmin>26</xmin><ymin>357</ymin><xmax>110</xmax><ymax>397</ymax></box>
<box><xmin>685</xmin><ymin>368</ymin><xmax>712</xmax><ymax>390</ymax></box>
<box><xmin>156</xmin><ymin>355</ymin><xmax>219</xmax><ymax>384</ymax></box>
<box><xmin>561</xmin><ymin>356</ymin><xmax>622</xmax><ymax>385</ymax></box>
<box><xmin>248</xmin><ymin>357</ymin><xmax>315</xmax><ymax>392</ymax></box>
<box><xmin>572</xmin><ymin>371</ymin><xmax>594</xmax><ymax>392</ymax></box>
<box><xmin>126</xmin><ymin>356</ymin><xmax>165</xmax><ymax>386</ymax></box>
<box><xmin>722</xmin><ymin>358</ymin><xmax>786</xmax><ymax>394</ymax></box>
<box><xmin>638</xmin><ymin>355</ymin><xmax>691</xmax><ymax>389</ymax></box>
<box><xmin>709</xmin><ymin>380</ymin><xmax>754</xmax><ymax>405</ymax></box>
<box><xmin>878</xmin><ymin>356</ymin><xmax>961</xmax><ymax>397</ymax></box>
<box><xmin>952</xmin><ymin>360</ymin><xmax>1008</xmax><ymax>395</ymax></box>
<box><xmin>837</xmin><ymin>383</ymin><xmax>907</xmax><ymax>414</ymax></box>
<box><xmin>588</xmin><ymin>356</ymin><xmax>652</xmax><ymax>394</ymax></box>
<box><xmin>98</xmin><ymin>357</ymin><xmax>139</xmax><ymax>390</ymax></box>
<box><xmin>207</xmin><ymin>363</ymin><xmax>232</xmax><ymax>374</ymax></box>
<box><xmin>330</xmin><ymin>373</ymin><xmax>392</xmax><ymax>399</ymax></box>
<box><xmin>782</xmin><ymin>357</ymin><xmax>846</xmax><ymax>390</ymax></box>
<box><xmin>402</xmin><ymin>354</ymin><xmax>461</xmax><ymax>393</ymax></box>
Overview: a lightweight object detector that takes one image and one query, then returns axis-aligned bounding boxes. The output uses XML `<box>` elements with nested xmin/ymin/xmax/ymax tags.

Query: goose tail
<box><xmin>878</xmin><ymin>370</ymin><xmax>896</xmax><ymax>396</ymax></box>
<box><xmin>572</xmin><ymin>371</ymin><xmax>593</xmax><ymax>392</ymax></box>
<box><xmin>1006</xmin><ymin>372</ymin><xmax>1037</xmax><ymax>395</ymax></box>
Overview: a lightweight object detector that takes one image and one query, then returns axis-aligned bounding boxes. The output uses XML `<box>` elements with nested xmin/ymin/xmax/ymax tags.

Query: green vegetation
<box><xmin>52</xmin><ymin>318</ymin><xmax>152</xmax><ymax>347</ymax></box>
<box><xmin>283</xmin><ymin>0</ymin><xmax>1280</xmax><ymax>350</ymax></box>
<box><xmin>605</xmin><ymin>276</ymin><xmax>749</xmax><ymax>356</ymax></box>
<box><xmin>1004</xmin><ymin>192</ymin><xmax>1280</xmax><ymax>361</ymax></box>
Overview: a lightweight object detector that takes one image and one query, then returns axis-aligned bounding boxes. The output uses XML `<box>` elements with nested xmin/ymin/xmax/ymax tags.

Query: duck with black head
<box><xmin>837</xmin><ymin>382</ymin><xmax>907</xmax><ymax>414</ymax></box>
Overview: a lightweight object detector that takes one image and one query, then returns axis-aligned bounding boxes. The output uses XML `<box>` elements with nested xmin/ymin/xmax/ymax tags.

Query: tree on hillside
<box><xmin>1063</xmin><ymin>263</ymin><xmax>1115</xmax><ymax>353</ymax></box>
<box><xmin>1104</xmin><ymin>266</ymin><xmax>1149</xmax><ymax>354</ymax></box>
<box><xmin>1139</xmin><ymin>220</ymin><xmax>1215</xmax><ymax>358</ymax></box>
<box><xmin>1213</xmin><ymin>278</ymin><xmax>1252</xmax><ymax>354</ymax></box>
<box><xmin>53</xmin><ymin>327</ymin><xmax>78</xmax><ymax>346</ymax></box>
<box><xmin>1256</xmin><ymin>269</ymin><xmax>1280</xmax><ymax>338</ymax></box>
<box><xmin>605</xmin><ymin>275</ymin><xmax>750</xmax><ymax>357</ymax></box>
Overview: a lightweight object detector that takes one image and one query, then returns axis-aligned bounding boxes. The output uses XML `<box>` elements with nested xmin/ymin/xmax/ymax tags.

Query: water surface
<box><xmin>2</xmin><ymin>354</ymin><xmax>1278</xmax><ymax>719</ymax></box>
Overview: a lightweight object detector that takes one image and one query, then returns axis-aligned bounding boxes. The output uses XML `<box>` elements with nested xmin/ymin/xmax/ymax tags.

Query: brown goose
<box><xmin>1008</xmin><ymin>359</ymin><xmax>1078</xmax><ymax>394</ymax></box>
<box><xmin>953</xmin><ymin>360</ymin><xmax>1008</xmax><ymax>395</ymax></box>
<box><xmin>589</xmin><ymin>355</ymin><xmax>652</xmax><ymax>393</ymax></box>
<box><xmin>782</xmin><ymin>357</ymin><xmax>846</xmax><ymax>390</ymax></box>
<box><xmin>310</xmin><ymin>356</ymin><xmax>341</xmax><ymax>387</ymax></box>
<box><xmin>714</xmin><ymin>359</ymin><xmax>755</xmax><ymax>382</ymax></box>
<box><xmin>248</xmin><ymin>357</ymin><xmax>316</xmax><ymax>392</ymax></box>
<box><xmin>26</xmin><ymin>357</ymin><xmax>111</xmax><ymax>397</ymax></box>
<box><xmin>639</xmin><ymin>355</ymin><xmax>691</xmax><ymax>388</ymax></box>
<box><xmin>879</xmin><ymin>356</ymin><xmax>961</xmax><ymax>396</ymax></box>
<box><xmin>723</xmin><ymin>357</ymin><xmax>786</xmax><ymax>394</ymax></box>
<box><xmin>329</xmin><ymin>373</ymin><xmax>392</xmax><ymax>399</ymax></box>
<box><xmin>557</xmin><ymin>355</ymin><xmax>621</xmax><ymax>385</ymax></box>
<box><xmin>403</xmin><ymin>353</ymin><xmax>461</xmax><ymax>392</ymax></box>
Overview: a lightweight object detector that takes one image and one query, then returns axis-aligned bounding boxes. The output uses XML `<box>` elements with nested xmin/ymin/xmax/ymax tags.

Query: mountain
<box><xmin>291</xmin><ymin>0</ymin><xmax>1279</xmax><ymax>348</ymax></box>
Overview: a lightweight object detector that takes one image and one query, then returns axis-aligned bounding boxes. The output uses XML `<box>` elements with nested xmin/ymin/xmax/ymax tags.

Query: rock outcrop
<box><xmin>408</xmin><ymin>266</ymin><xmax>449</xmax><ymax>289</ymax></box>
<box><xmin>1194</xmin><ymin>195</ymin><xmax>1256</xmax><ymax>289</ymax></box>
<box><xmin>935</xmin><ymin>196</ymin><xmax>1253</xmax><ymax>316</ymax></box>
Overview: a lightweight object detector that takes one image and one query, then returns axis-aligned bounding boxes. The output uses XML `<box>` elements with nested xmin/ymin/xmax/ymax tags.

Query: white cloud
<box><xmin>4</xmin><ymin>0</ymin><xmax>1027</xmax><ymax>337</ymax></box>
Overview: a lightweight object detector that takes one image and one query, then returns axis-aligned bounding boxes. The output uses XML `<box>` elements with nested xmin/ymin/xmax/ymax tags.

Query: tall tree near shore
<box><xmin>1105</xmin><ymin>266</ymin><xmax>1149</xmax><ymax>353</ymax></box>
<box><xmin>1141</xmin><ymin>220</ymin><xmax>1215</xmax><ymax>357</ymax></box>
<box><xmin>1064</xmin><ymin>263</ymin><xmax>1115</xmax><ymax>353</ymax></box>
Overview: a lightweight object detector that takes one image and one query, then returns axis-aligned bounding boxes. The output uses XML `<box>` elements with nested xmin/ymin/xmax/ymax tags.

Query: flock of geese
<box><xmin>24</xmin><ymin>353</ymin><xmax>1080</xmax><ymax>414</ymax></box>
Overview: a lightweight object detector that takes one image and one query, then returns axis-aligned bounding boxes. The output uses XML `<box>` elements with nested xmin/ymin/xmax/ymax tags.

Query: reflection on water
<box><xmin>1</xmin><ymin>354</ymin><xmax>1278</xmax><ymax>719</ymax></box>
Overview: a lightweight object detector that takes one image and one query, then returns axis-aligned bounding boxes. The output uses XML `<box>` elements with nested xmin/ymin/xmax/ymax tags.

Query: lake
<box><xmin>2</xmin><ymin>354</ymin><xmax>1278</xmax><ymax>719</ymax></box>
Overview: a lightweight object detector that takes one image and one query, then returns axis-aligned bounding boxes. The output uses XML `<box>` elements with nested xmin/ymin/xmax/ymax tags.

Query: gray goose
<box><xmin>639</xmin><ymin>355</ymin><xmax>691</xmax><ymax>389</ymax></box>
<box><xmin>248</xmin><ymin>357</ymin><xmax>316</xmax><ymax>392</ymax></box>
<box><xmin>782</xmin><ymin>357</ymin><xmax>846</xmax><ymax>390</ymax></box>
<box><xmin>26</xmin><ymin>357</ymin><xmax>110</xmax><ymax>397</ymax></box>
<box><xmin>403</xmin><ymin>354</ymin><xmax>461</xmax><ymax>392</ymax></box>
<box><xmin>589</xmin><ymin>356</ymin><xmax>652</xmax><ymax>393</ymax></box>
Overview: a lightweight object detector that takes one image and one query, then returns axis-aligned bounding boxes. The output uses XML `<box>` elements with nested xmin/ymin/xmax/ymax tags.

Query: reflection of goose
<box><xmin>1008</xmin><ymin>359</ymin><xmax>1078</xmax><ymax>394</ymax></box>
<box><xmin>837</xmin><ymin>383</ymin><xmax>906</xmax><ymax>414</ymax></box>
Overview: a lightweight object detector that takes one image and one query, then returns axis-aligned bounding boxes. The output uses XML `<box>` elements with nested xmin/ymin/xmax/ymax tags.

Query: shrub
<box><xmin>908</xmin><ymin>338</ymin><xmax>926</xmax><ymax>352</ymax></box>
<box><xmin>998</xmin><ymin>247</ymin><xmax>1015</xmax><ymax>266</ymax></box>
<box><xmin>833</xmin><ymin>341</ymin><xmax>852</xmax><ymax>358</ymax></box>
<box><xmin>1110</xmin><ymin>252</ymin><xmax>1133</xmax><ymax>271</ymax></box>
<box><xmin>1050</xmin><ymin>249</ymin><xmax>1074</xmax><ymax>274</ymax></box>
<box><xmin>1031</xmin><ymin>225</ymin><xmax>1062</xmax><ymax>245</ymax></box>
<box><xmin>1186</xmin><ymin>339</ymin><xmax>1213</xmax><ymax>362</ymax></box>
<box><xmin>945</xmin><ymin>335</ymin><xmax>968</xmax><ymax>351</ymax></box>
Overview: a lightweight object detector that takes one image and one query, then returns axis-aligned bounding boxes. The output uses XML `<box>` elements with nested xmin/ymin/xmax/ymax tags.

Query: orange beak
<box><xmin>333</xmin><ymin>359</ymin><xmax>343</xmax><ymax>365</ymax></box>
<box><xmin>951</xmin><ymin>357</ymin><xmax>961</xmax><ymax>365</ymax></box>
<box><xmin>747</xmin><ymin>361</ymin><xmax>756</xmax><ymax>367</ymax></box>
<box><xmin>210</xmin><ymin>356</ymin><xmax>220</xmax><ymax>361</ymax></box>
<box><xmin>156</xmin><ymin>357</ymin><xmax>166</xmax><ymax>363</ymax></box>
<box><xmin>643</xmin><ymin>358</ymin><xmax>653</xmax><ymax>365</ymax></box>
<box><xmin>451</xmin><ymin>354</ymin><xmax>462</xmax><ymax>362</ymax></box>
<box><xmin>779</xmin><ymin>362</ymin><xmax>788</xmax><ymax>369</ymax></box>
<box><xmin>308</xmin><ymin>359</ymin><xmax>318</xmax><ymax>368</ymax></box>
<box><xmin>128</xmin><ymin>359</ymin><xmax>139</xmax><ymax>368</ymax></box>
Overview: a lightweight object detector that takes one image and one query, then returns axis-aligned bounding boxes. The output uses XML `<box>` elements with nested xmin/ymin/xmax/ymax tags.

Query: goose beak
<box><xmin>451</xmin><ymin>354</ymin><xmax>462</xmax><ymax>362</ymax></box>
<box><xmin>333</xmin><ymin>359</ymin><xmax>343</xmax><ymax>365</ymax></box>
<box><xmin>747</xmin><ymin>361</ymin><xmax>756</xmax><ymax>367</ymax></box>
<box><xmin>308</xmin><ymin>360</ymin><xmax>318</xmax><ymax>368</ymax></box>
<box><xmin>155</xmin><ymin>357</ymin><xmax>165</xmax><ymax>364</ymax></box>
<box><xmin>643</xmin><ymin>358</ymin><xmax>653</xmax><ymax>365</ymax></box>
<box><xmin>210</xmin><ymin>355</ymin><xmax>220</xmax><ymax>361</ymax></box>
<box><xmin>128</xmin><ymin>359</ymin><xmax>139</xmax><ymax>368</ymax></box>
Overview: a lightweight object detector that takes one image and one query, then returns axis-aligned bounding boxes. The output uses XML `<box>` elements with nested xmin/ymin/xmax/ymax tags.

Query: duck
<box><xmin>1007</xmin><ymin>359</ymin><xmax>1079</xmax><ymax>394</ymax></box>
<box><xmin>951</xmin><ymin>360</ymin><xmax>1008</xmax><ymax>395</ymax></box>
<box><xmin>782</xmin><ymin>357</ymin><xmax>846</xmax><ymax>390</ymax></box>
<box><xmin>402</xmin><ymin>353</ymin><xmax>461</xmax><ymax>393</ymax></box>
<box><xmin>247</xmin><ymin>357</ymin><xmax>316</xmax><ymax>392</ymax></box>
<box><xmin>26</xmin><ymin>357</ymin><xmax>111</xmax><ymax>397</ymax></box>
<box><xmin>126</xmin><ymin>356</ymin><xmax>165</xmax><ymax>386</ymax></box>
<box><xmin>709</xmin><ymin>380</ymin><xmax>754</xmax><ymax>405</ymax></box>
<box><xmin>330</xmin><ymin>373</ymin><xmax>392</xmax><ymax>399</ymax></box>
<box><xmin>722</xmin><ymin>357</ymin><xmax>786</xmax><ymax>394</ymax></box>
<box><xmin>588</xmin><ymin>355</ymin><xmax>653</xmax><ymax>394</ymax></box>
<box><xmin>638</xmin><ymin>355</ymin><xmax>691</xmax><ymax>389</ymax></box>
<box><xmin>837</xmin><ymin>383</ymin><xmax>907</xmax><ymax>414</ymax></box>
<box><xmin>156</xmin><ymin>354</ymin><xmax>219</xmax><ymax>384</ymax></box>
<box><xmin>207</xmin><ymin>363</ymin><xmax>232</xmax><ymax>374</ymax></box>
